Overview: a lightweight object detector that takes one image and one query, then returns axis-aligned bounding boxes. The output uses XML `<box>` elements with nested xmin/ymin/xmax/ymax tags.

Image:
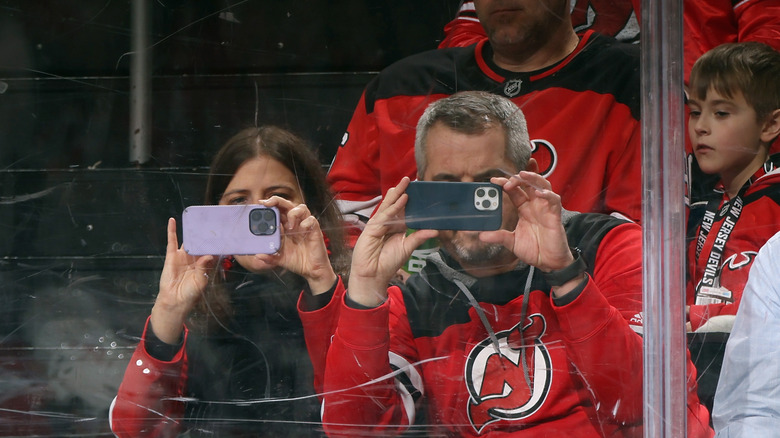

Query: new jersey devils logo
<box><xmin>530</xmin><ymin>139</ymin><xmax>557</xmax><ymax>177</ymax></box>
<box><xmin>465</xmin><ymin>314</ymin><xmax>552</xmax><ymax>433</ymax></box>
<box><xmin>724</xmin><ymin>251</ymin><xmax>758</xmax><ymax>270</ymax></box>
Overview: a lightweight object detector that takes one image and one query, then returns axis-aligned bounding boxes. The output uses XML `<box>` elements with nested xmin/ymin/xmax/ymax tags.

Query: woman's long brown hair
<box><xmin>190</xmin><ymin>126</ymin><xmax>349</xmax><ymax>333</ymax></box>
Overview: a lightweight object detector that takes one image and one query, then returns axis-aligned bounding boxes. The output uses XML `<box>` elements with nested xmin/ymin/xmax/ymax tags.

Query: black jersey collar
<box><xmin>475</xmin><ymin>30</ymin><xmax>596</xmax><ymax>83</ymax></box>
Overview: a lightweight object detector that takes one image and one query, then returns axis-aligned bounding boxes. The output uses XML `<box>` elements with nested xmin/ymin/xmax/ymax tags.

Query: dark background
<box><xmin>0</xmin><ymin>0</ymin><xmax>459</xmax><ymax>169</ymax></box>
<box><xmin>0</xmin><ymin>1</ymin><xmax>459</xmax><ymax>435</ymax></box>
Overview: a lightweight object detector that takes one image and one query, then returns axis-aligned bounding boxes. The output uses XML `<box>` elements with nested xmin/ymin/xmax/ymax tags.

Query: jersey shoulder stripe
<box><xmin>363</xmin><ymin>33</ymin><xmax>640</xmax><ymax>119</ymax></box>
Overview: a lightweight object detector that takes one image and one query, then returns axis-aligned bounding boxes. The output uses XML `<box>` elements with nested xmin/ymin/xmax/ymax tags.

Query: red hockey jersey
<box><xmin>301</xmin><ymin>213</ymin><xmax>713</xmax><ymax>437</ymax></box>
<box><xmin>328</xmin><ymin>31</ymin><xmax>642</xmax><ymax>224</ymax></box>
<box><xmin>438</xmin><ymin>0</ymin><xmax>780</xmax><ymax>82</ymax></box>
<box><xmin>683</xmin><ymin>0</ymin><xmax>780</xmax><ymax>83</ymax></box>
<box><xmin>687</xmin><ymin>158</ymin><xmax>780</xmax><ymax>331</ymax></box>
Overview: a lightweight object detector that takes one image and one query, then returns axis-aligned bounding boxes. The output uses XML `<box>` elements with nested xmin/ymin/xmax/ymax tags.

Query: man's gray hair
<box><xmin>414</xmin><ymin>91</ymin><xmax>532</xmax><ymax>178</ymax></box>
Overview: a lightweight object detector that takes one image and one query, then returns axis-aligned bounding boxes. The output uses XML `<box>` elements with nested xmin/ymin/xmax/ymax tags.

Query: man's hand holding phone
<box><xmin>483</xmin><ymin>171</ymin><xmax>584</xmax><ymax>297</ymax></box>
<box><xmin>350</xmin><ymin>172</ymin><xmax>584</xmax><ymax>304</ymax></box>
<box><xmin>348</xmin><ymin>177</ymin><xmax>438</xmax><ymax>307</ymax></box>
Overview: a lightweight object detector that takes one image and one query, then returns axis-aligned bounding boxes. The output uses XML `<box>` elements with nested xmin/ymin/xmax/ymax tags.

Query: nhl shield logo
<box><xmin>464</xmin><ymin>314</ymin><xmax>552</xmax><ymax>433</ymax></box>
<box><xmin>503</xmin><ymin>79</ymin><xmax>523</xmax><ymax>97</ymax></box>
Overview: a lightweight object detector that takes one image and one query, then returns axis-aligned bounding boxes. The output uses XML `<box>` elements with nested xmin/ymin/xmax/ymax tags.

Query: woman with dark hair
<box><xmin>110</xmin><ymin>126</ymin><xmax>348</xmax><ymax>437</ymax></box>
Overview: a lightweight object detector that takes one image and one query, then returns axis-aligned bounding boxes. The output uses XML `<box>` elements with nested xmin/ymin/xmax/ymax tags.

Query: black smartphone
<box><xmin>405</xmin><ymin>181</ymin><xmax>503</xmax><ymax>231</ymax></box>
<box><xmin>182</xmin><ymin>205</ymin><xmax>281</xmax><ymax>255</ymax></box>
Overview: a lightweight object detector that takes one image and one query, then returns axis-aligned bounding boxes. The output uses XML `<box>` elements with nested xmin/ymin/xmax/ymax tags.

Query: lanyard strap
<box><xmin>694</xmin><ymin>194</ymin><xmax>744</xmax><ymax>292</ymax></box>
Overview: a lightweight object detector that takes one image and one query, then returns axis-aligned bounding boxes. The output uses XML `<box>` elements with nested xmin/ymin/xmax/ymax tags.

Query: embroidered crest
<box><xmin>503</xmin><ymin>79</ymin><xmax>523</xmax><ymax>97</ymax></box>
<box><xmin>465</xmin><ymin>314</ymin><xmax>552</xmax><ymax>433</ymax></box>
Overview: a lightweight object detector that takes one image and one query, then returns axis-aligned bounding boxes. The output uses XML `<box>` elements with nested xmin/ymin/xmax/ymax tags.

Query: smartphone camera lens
<box><xmin>250</xmin><ymin>208</ymin><xmax>276</xmax><ymax>236</ymax></box>
<box><xmin>474</xmin><ymin>185</ymin><xmax>500</xmax><ymax>211</ymax></box>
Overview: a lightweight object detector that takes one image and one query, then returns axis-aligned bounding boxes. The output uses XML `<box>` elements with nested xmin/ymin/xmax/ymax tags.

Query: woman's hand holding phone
<box><xmin>256</xmin><ymin>197</ymin><xmax>337</xmax><ymax>295</ymax></box>
<box><xmin>151</xmin><ymin>218</ymin><xmax>215</xmax><ymax>345</ymax></box>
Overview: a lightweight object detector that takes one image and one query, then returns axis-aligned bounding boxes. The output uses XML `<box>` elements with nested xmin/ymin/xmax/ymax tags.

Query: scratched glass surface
<box><xmin>0</xmin><ymin>1</ymin><xmax>727</xmax><ymax>437</ymax></box>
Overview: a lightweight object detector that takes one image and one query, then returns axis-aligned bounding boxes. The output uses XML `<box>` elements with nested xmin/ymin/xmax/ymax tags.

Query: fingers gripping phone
<box><xmin>405</xmin><ymin>181</ymin><xmax>503</xmax><ymax>231</ymax></box>
<box><xmin>181</xmin><ymin>205</ymin><xmax>281</xmax><ymax>255</ymax></box>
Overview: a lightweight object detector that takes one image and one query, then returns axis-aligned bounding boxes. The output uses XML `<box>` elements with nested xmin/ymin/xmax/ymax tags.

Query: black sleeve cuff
<box><xmin>551</xmin><ymin>276</ymin><xmax>589</xmax><ymax>307</ymax></box>
<box><xmin>300</xmin><ymin>277</ymin><xmax>339</xmax><ymax>311</ymax></box>
<box><xmin>345</xmin><ymin>292</ymin><xmax>383</xmax><ymax>310</ymax></box>
<box><xmin>145</xmin><ymin>321</ymin><xmax>184</xmax><ymax>362</ymax></box>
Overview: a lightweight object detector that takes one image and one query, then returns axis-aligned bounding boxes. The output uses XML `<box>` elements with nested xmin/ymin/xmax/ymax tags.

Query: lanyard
<box><xmin>694</xmin><ymin>193</ymin><xmax>744</xmax><ymax>293</ymax></box>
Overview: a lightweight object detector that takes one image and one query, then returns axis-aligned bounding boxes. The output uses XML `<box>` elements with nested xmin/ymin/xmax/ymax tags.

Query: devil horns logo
<box><xmin>465</xmin><ymin>314</ymin><xmax>552</xmax><ymax>433</ymax></box>
<box><xmin>724</xmin><ymin>251</ymin><xmax>758</xmax><ymax>270</ymax></box>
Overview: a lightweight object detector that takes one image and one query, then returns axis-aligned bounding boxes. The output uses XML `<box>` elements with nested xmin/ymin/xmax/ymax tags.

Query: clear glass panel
<box><xmin>640</xmin><ymin>0</ymin><xmax>687</xmax><ymax>435</ymax></box>
<box><xmin>2</xmin><ymin>0</ymin><xmax>749</xmax><ymax>436</ymax></box>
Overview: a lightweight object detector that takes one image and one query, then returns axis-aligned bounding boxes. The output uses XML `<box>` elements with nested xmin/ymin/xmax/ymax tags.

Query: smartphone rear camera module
<box><xmin>249</xmin><ymin>208</ymin><xmax>277</xmax><ymax>236</ymax></box>
<box><xmin>474</xmin><ymin>186</ymin><xmax>500</xmax><ymax>211</ymax></box>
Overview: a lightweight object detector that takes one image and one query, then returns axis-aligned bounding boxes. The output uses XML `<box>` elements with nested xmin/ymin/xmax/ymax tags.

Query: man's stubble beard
<box><xmin>485</xmin><ymin>3</ymin><xmax>568</xmax><ymax>57</ymax></box>
<box><xmin>441</xmin><ymin>232</ymin><xmax>513</xmax><ymax>267</ymax></box>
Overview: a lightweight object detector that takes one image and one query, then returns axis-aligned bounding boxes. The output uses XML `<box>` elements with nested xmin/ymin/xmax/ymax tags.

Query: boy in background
<box><xmin>686</xmin><ymin>42</ymin><xmax>780</xmax><ymax>332</ymax></box>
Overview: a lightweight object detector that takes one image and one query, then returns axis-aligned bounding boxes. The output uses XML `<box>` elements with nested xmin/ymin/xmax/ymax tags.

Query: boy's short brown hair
<box><xmin>689</xmin><ymin>42</ymin><xmax>780</xmax><ymax>121</ymax></box>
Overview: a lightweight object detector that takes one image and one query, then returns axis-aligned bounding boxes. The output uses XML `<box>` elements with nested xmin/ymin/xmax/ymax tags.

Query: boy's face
<box><xmin>687</xmin><ymin>87</ymin><xmax>769</xmax><ymax>184</ymax></box>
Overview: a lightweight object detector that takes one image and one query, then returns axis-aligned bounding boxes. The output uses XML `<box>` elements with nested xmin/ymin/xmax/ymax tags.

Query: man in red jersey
<box><xmin>328</xmin><ymin>0</ymin><xmax>643</xmax><ymax>248</ymax></box>
<box><xmin>438</xmin><ymin>0</ymin><xmax>780</xmax><ymax>211</ymax></box>
<box><xmin>440</xmin><ymin>0</ymin><xmax>780</xmax><ymax>82</ymax></box>
<box><xmin>302</xmin><ymin>91</ymin><xmax>713</xmax><ymax>437</ymax></box>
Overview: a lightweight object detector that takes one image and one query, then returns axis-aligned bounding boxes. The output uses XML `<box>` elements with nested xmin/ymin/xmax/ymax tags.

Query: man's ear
<box><xmin>525</xmin><ymin>158</ymin><xmax>539</xmax><ymax>174</ymax></box>
<box><xmin>760</xmin><ymin>108</ymin><xmax>780</xmax><ymax>144</ymax></box>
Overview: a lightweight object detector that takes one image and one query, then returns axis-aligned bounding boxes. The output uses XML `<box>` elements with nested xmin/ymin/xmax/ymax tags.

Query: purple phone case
<box><xmin>181</xmin><ymin>205</ymin><xmax>281</xmax><ymax>255</ymax></box>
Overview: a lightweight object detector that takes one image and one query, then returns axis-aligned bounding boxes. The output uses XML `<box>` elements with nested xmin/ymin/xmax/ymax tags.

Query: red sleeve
<box><xmin>734</xmin><ymin>0</ymin><xmax>780</xmax><ymax>51</ymax></box>
<box><xmin>109</xmin><ymin>317</ymin><xmax>188</xmax><ymax>438</ymax></box>
<box><xmin>683</xmin><ymin>0</ymin><xmax>738</xmax><ymax>81</ymax></box>
<box><xmin>733</xmin><ymin>0</ymin><xmax>780</xmax><ymax>151</ymax></box>
<box><xmin>554</xmin><ymin>223</ymin><xmax>644</xmax><ymax>427</ymax></box>
<box><xmin>439</xmin><ymin>18</ymin><xmax>485</xmax><ymax>49</ymax></box>
<box><xmin>556</xmin><ymin>223</ymin><xmax>712</xmax><ymax>436</ymax></box>
<box><xmin>632</xmin><ymin>0</ymin><xmax>641</xmax><ymax>21</ymax></box>
<box><xmin>297</xmin><ymin>276</ymin><xmax>347</xmax><ymax>397</ymax></box>
<box><xmin>321</xmin><ymin>287</ymin><xmax>416</xmax><ymax>437</ymax></box>
<box><xmin>683</xmin><ymin>0</ymin><xmax>780</xmax><ymax>81</ymax></box>
<box><xmin>327</xmin><ymin>90</ymin><xmax>383</xmax><ymax>220</ymax></box>
<box><xmin>438</xmin><ymin>1</ymin><xmax>487</xmax><ymax>49</ymax></box>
